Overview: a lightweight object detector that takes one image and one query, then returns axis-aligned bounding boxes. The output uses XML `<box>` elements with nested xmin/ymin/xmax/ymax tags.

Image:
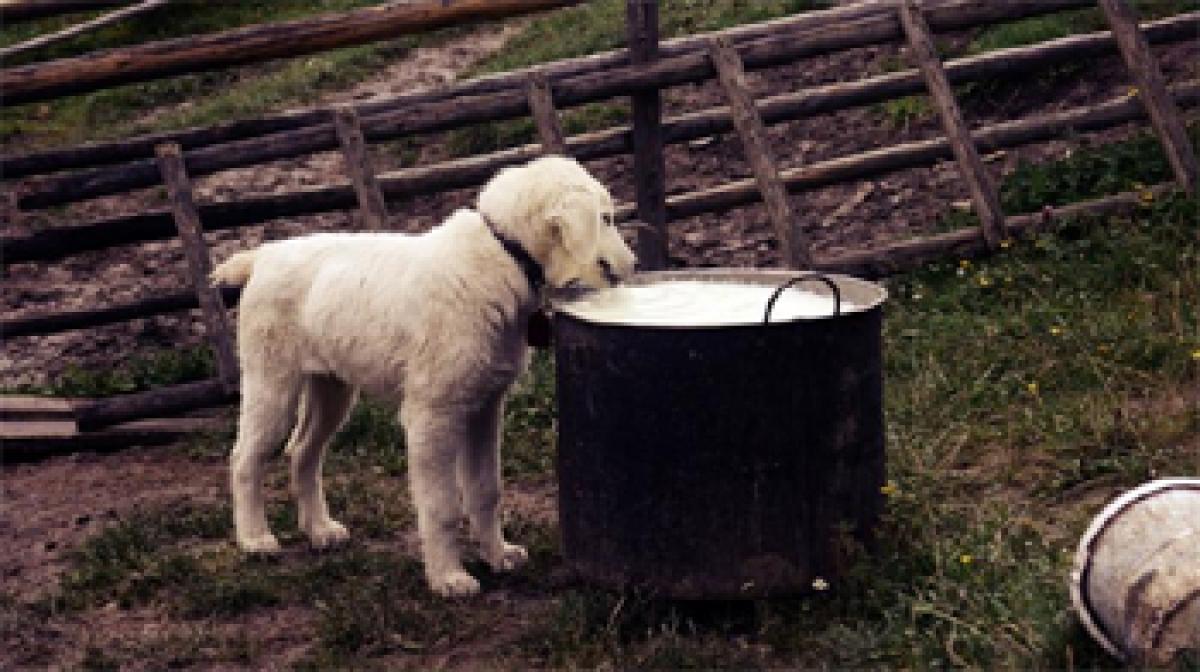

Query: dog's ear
<box><xmin>548</xmin><ymin>188</ymin><xmax>603</xmax><ymax>261</ymax></box>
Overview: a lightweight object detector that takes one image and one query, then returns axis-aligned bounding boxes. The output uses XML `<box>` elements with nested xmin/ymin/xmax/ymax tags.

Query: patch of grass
<box><xmin>1002</xmin><ymin>123</ymin><xmax>1200</xmax><ymax>213</ymax></box>
<box><xmin>0</xmin><ymin>1</ymin><xmax>451</xmax><ymax>148</ymax></box>
<box><xmin>502</xmin><ymin>350</ymin><xmax>558</xmax><ymax>480</ymax></box>
<box><xmin>449</xmin><ymin>0</ymin><xmax>829</xmax><ymax>156</ymax></box>
<box><xmin>15</xmin><ymin>345</ymin><xmax>215</xmax><ymax>397</ymax></box>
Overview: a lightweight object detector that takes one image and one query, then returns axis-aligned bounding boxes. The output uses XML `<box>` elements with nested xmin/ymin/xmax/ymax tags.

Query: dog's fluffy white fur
<box><xmin>212</xmin><ymin>156</ymin><xmax>635</xmax><ymax>596</ymax></box>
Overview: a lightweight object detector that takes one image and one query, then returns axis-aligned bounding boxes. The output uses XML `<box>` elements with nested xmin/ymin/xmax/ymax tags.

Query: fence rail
<box><xmin>0</xmin><ymin>0</ymin><xmax>1093</xmax><ymax>180</ymax></box>
<box><xmin>5</xmin><ymin>11</ymin><xmax>1196</xmax><ymax>266</ymax></box>
<box><xmin>0</xmin><ymin>0</ymin><xmax>584</xmax><ymax>105</ymax></box>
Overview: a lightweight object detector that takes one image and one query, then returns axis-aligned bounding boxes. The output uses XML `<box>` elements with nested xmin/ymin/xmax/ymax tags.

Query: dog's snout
<box><xmin>597</xmin><ymin>258</ymin><xmax>619</xmax><ymax>285</ymax></box>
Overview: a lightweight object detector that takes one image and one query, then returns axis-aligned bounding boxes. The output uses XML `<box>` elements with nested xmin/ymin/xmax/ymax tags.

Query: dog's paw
<box><xmin>428</xmin><ymin>569</ymin><xmax>481</xmax><ymax>598</ymax></box>
<box><xmin>485</xmin><ymin>541</ymin><xmax>529</xmax><ymax>572</ymax></box>
<box><xmin>238</xmin><ymin>532</ymin><xmax>282</xmax><ymax>555</ymax></box>
<box><xmin>306</xmin><ymin>519</ymin><xmax>350</xmax><ymax>550</ymax></box>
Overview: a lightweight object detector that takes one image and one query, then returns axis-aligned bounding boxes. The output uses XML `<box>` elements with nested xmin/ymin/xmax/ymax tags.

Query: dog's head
<box><xmin>478</xmin><ymin>156</ymin><xmax>636</xmax><ymax>290</ymax></box>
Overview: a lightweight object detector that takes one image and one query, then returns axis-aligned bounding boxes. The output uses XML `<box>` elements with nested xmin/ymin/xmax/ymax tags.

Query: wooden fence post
<box><xmin>707</xmin><ymin>36</ymin><xmax>811</xmax><ymax>268</ymax></box>
<box><xmin>154</xmin><ymin>143</ymin><xmax>240</xmax><ymax>396</ymax></box>
<box><xmin>1098</xmin><ymin>0</ymin><xmax>1197</xmax><ymax>194</ymax></box>
<box><xmin>898</xmin><ymin>0</ymin><xmax>1007</xmax><ymax>248</ymax></box>
<box><xmin>525</xmin><ymin>69</ymin><xmax>568</xmax><ymax>154</ymax></box>
<box><xmin>333</xmin><ymin>105</ymin><xmax>389</xmax><ymax>230</ymax></box>
<box><xmin>626</xmin><ymin>0</ymin><xmax>668</xmax><ymax>269</ymax></box>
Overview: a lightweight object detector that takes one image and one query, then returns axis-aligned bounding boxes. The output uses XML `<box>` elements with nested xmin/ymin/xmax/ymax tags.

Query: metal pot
<box><xmin>552</xmin><ymin>269</ymin><xmax>888</xmax><ymax>598</ymax></box>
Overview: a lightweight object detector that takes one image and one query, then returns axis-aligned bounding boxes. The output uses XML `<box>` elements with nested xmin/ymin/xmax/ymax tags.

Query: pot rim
<box><xmin>552</xmin><ymin>269</ymin><xmax>888</xmax><ymax>329</ymax></box>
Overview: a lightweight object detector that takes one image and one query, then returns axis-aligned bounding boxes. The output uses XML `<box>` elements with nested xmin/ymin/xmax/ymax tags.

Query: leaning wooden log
<box><xmin>333</xmin><ymin>106</ymin><xmax>390</xmax><ymax>230</ymax></box>
<box><xmin>14</xmin><ymin>0</ymin><xmax>1114</xmax><ymax>208</ymax></box>
<box><xmin>156</xmin><ymin>143</ymin><xmax>240</xmax><ymax>394</ymax></box>
<box><xmin>5</xmin><ymin>79</ymin><xmax>1198</xmax><ymax>267</ymax></box>
<box><xmin>0</xmin><ymin>287</ymin><xmax>240</xmax><ymax>340</ymax></box>
<box><xmin>1099</xmin><ymin>0</ymin><xmax>1199</xmax><ymax>193</ymax></box>
<box><xmin>899</xmin><ymin>0</ymin><xmax>1007</xmax><ymax>248</ymax></box>
<box><xmin>525</xmin><ymin>70</ymin><xmax>567</xmax><ymax>155</ymax></box>
<box><xmin>76</xmin><ymin>378</ymin><xmax>234</xmax><ymax>431</ymax></box>
<box><xmin>0</xmin><ymin>0</ymin><xmax>169</xmax><ymax>62</ymax></box>
<box><xmin>708</xmin><ymin>35</ymin><xmax>808</xmax><ymax>267</ymax></box>
<box><xmin>0</xmin><ymin>0</ymin><xmax>1090</xmax><ymax>179</ymax></box>
<box><xmin>815</xmin><ymin>184</ymin><xmax>1176</xmax><ymax>278</ymax></box>
<box><xmin>0</xmin><ymin>0</ymin><xmax>584</xmax><ymax>106</ymax></box>
<box><xmin>0</xmin><ymin>0</ymin><xmax>129</xmax><ymax>24</ymax></box>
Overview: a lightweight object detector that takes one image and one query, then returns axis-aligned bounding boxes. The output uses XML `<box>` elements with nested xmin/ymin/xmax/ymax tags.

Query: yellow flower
<box><xmin>1139</xmin><ymin>189</ymin><xmax>1155</xmax><ymax>205</ymax></box>
<box><xmin>880</xmin><ymin>480</ymin><xmax>900</xmax><ymax>497</ymax></box>
<box><xmin>959</xmin><ymin>259</ymin><xmax>972</xmax><ymax>269</ymax></box>
<box><xmin>1050</xmin><ymin>326</ymin><xmax>1063</xmax><ymax>336</ymax></box>
<box><xmin>1192</xmin><ymin>349</ymin><xmax>1200</xmax><ymax>361</ymax></box>
<box><xmin>812</xmin><ymin>577</ymin><xmax>830</xmax><ymax>591</ymax></box>
<box><xmin>977</xmin><ymin>275</ymin><xmax>993</xmax><ymax>288</ymax></box>
<box><xmin>1128</xmin><ymin>86</ymin><xmax>1140</xmax><ymax>97</ymax></box>
<box><xmin>959</xmin><ymin>554</ymin><xmax>974</xmax><ymax>565</ymax></box>
<box><xmin>1000</xmin><ymin>239</ymin><xmax>1013</xmax><ymax>249</ymax></box>
<box><xmin>1027</xmin><ymin>382</ymin><xmax>1040</xmax><ymax>396</ymax></box>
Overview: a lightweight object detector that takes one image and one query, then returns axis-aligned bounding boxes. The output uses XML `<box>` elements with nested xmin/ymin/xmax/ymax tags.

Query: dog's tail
<box><xmin>211</xmin><ymin>249</ymin><xmax>257</xmax><ymax>287</ymax></box>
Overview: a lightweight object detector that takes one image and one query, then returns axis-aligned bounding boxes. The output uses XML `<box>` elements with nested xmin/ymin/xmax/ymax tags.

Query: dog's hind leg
<box><xmin>231</xmin><ymin>373</ymin><xmax>300</xmax><ymax>554</ymax></box>
<box><xmin>458</xmin><ymin>393</ymin><xmax>528</xmax><ymax>573</ymax></box>
<box><xmin>287</xmin><ymin>374</ymin><xmax>358</xmax><ymax>550</ymax></box>
<box><xmin>401</xmin><ymin>402</ymin><xmax>480</xmax><ymax>597</ymax></box>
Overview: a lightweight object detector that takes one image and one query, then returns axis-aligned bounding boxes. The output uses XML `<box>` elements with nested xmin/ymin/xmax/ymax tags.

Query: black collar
<box><xmin>480</xmin><ymin>211</ymin><xmax>545</xmax><ymax>293</ymax></box>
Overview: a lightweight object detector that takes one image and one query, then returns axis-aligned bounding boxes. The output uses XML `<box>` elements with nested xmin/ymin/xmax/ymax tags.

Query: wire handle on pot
<box><xmin>764</xmin><ymin>273</ymin><xmax>841</xmax><ymax>324</ymax></box>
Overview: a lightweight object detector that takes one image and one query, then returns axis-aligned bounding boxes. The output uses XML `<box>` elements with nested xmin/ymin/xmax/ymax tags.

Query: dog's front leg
<box><xmin>401</xmin><ymin>403</ymin><xmax>479</xmax><ymax>597</ymax></box>
<box><xmin>459</xmin><ymin>393</ymin><xmax>528</xmax><ymax>573</ymax></box>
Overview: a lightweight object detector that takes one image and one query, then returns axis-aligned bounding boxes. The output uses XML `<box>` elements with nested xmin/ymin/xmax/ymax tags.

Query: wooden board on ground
<box><xmin>0</xmin><ymin>395</ymin><xmax>84</xmax><ymax>421</ymax></box>
<box><xmin>1</xmin><ymin>415</ymin><xmax>228</xmax><ymax>462</ymax></box>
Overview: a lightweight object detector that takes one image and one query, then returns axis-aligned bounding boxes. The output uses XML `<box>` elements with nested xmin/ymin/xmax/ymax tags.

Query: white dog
<box><xmin>211</xmin><ymin>156</ymin><xmax>635</xmax><ymax>596</ymax></box>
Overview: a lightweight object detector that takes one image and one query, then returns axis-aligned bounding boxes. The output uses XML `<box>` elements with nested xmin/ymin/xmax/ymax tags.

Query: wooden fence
<box><xmin>2</xmin><ymin>0</ymin><xmax>1197</xmax><ymax>456</ymax></box>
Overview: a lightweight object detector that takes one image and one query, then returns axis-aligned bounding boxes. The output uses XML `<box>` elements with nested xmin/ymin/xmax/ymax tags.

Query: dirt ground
<box><xmin>1</xmin><ymin>12</ymin><xmax>1198</xmax><ymax>669</ymax></box>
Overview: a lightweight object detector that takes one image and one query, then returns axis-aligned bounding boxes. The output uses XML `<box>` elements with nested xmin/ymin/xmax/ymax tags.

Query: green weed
<box><xmin>20</xmin><ymin>345</ymin><xmax>214</xmax><ymax>397</ymax></box>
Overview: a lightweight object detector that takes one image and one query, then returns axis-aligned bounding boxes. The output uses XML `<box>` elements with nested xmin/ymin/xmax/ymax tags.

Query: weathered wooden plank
<box><xmin>154</xmin><ymin>143</ymin><xmax>239</xmax><ymax>395</ymax></box>
<box><xmin>76</xmin><ymin>378</ymin><xmax>234</xmax><ymax>431</ymax></box>
<box><xmin>706</xmin><ymin>36</ymin><xmax>809</xmax><ymax>268</ymax></box>
<box><xmin>1</xmin><ymin>286</ymin><xmax>241</xmax><ymax>340</ymax></box>
<box><xmin>0</xmin><ymin>420</ymin><xmax>77</xmax><ymax>439</ymax></box>
<box><xmin>332</xmin><ymin>106</ymin><xmax>389</xmax><ymax>230</ymax></box>
<box><xmin>0</xmin><ymin>395</ymin><xmax>82</xmax><ymax>420</ymax></box>
<box><xmin>526</xmin><ymin>70</ymin><xmax>567</xmax><ymax>154</ymax></box>
<box><xmin>2</xmin><ymin>416</ymin><xmax>229</xmax><ymax>462</ymax></box>
<box><xmin>626</xmin><ymin>0</ymin><xmax>669</xmax><ymax>270</ymax></box>
<box><xmin>1098</xmin><ymin>0</ymin><xmax>1198</xmax><ymax>194</ymax></box>
<box><xmin>0</xmin><ymin>0</ymin><xmax>584</xmax><ymax>105</ymax></box>
<box><xmin>898</xmin><ymin>0</ymin><xmax>1006</xmax><ymax>248</ymax></box>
